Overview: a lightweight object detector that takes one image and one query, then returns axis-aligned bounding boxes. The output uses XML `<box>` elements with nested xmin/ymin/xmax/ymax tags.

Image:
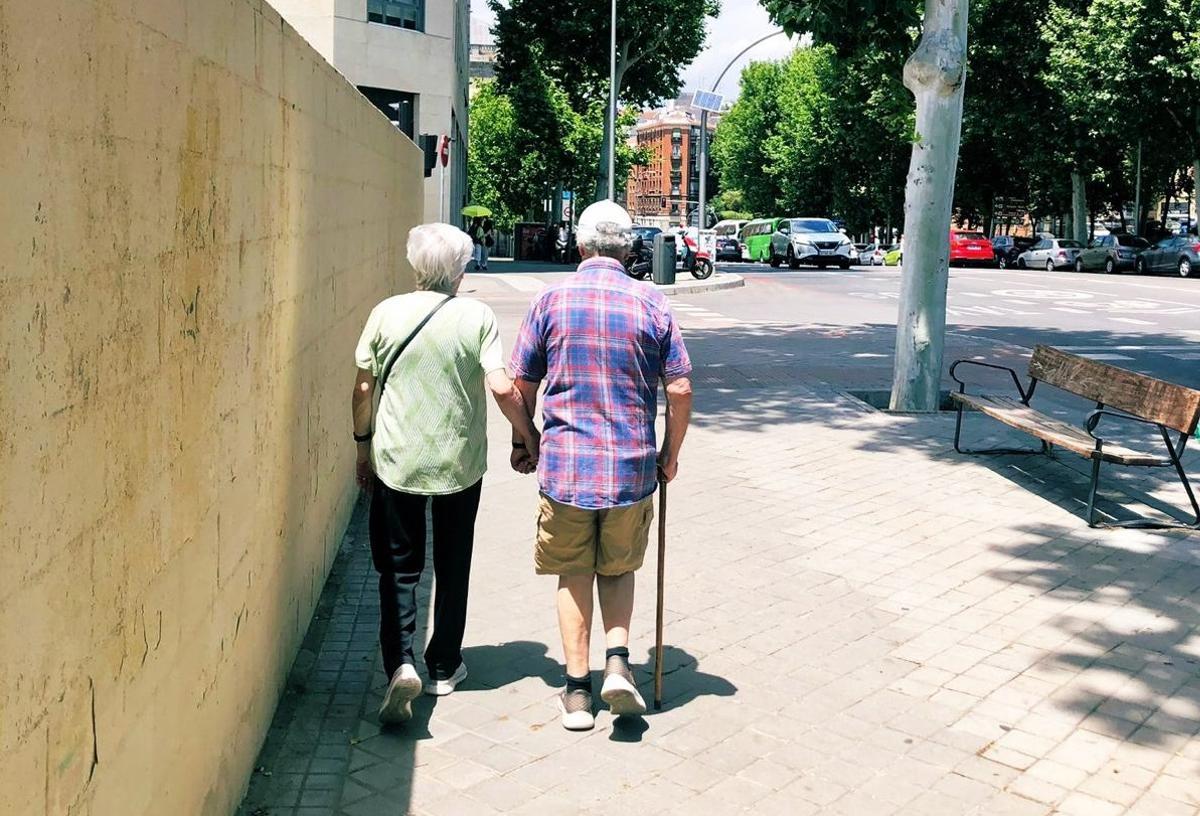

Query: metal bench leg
<box><xmin>1093</xmin><ymin>430</ymin><xmax>1200</xmax><ymax>530</ymax></box>
<box><xmin>1086</xmin><ymin>456</ymin><xmax>1103</xmax><ymax>527</ymax></box>
<box><xmin>953</xmin><ymin>403</ymin><xmax>1049</xmax><ymax>456</ymax></box>
<box><xmin>1164</xmin><ymin>431</ymin><xmax>1200</xmax><ymax>528</ymax></box>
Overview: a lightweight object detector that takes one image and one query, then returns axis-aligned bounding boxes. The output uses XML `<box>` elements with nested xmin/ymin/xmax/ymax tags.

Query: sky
<box><xmin>469</xmin><ymin>0</ymin><xmax>799</xmax><ymax>100</ymax></box>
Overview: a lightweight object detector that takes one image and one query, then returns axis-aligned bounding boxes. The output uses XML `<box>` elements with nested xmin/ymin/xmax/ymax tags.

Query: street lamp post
<box><xmin>696</xmin><ymin>30</ymin><xmax>786</xmax><ymax>229</ymax></box>
<box><xmin>607</xmin><ymin>0</ymin><xmax>617</xmax><ymax>200</ymax></box>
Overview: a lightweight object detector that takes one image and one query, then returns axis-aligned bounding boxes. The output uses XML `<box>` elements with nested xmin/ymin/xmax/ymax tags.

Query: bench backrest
<box><xmin>1029</xmin><ymin>345</ymin><xmax>1200</xmax><ymax>434</ymax></box>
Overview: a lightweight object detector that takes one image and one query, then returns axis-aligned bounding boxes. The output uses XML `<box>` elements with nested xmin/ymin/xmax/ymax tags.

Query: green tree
<box><xmin>490</xmin><ymin>0</ymin><xmax>718</xmax><ymax>199</ymax></box>
<box><xmin>712</xmin><ymin>60</ymin><xmax>785</xmax><ymax>215</ymax></box>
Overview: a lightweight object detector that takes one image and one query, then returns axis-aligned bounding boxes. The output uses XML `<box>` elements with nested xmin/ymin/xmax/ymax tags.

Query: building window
<box><xmin>368</xmin><ymin>0</ymin><xmax>424</xmax><ymax>31</ymax></box>
<box><xmin>358</xmin><ymin>86</ymin><xmax>417</xmax><ymax>139</ymax></box>
<box><xmin>672</xmin><ymin>129</ymin><xmax>681</xmax><ymax>142</ymax></box>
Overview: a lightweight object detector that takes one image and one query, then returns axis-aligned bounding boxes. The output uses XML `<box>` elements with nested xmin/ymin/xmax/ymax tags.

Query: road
<box><xmin>469</xmin><ymin>260</ymin><xmax>1200</xmax><ymax>392</ymax></box>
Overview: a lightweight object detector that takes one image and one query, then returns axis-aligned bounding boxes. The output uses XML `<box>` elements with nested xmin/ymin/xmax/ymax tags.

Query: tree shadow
<box><xmin>676</xmin><ymin>321</ymin><xmax>1199</xmax><ymax>527</ymax></box>
<box><xmin>984</xmin><ymin>521</ymin><xmax>1200</xmax><ymax>748</ymax></box>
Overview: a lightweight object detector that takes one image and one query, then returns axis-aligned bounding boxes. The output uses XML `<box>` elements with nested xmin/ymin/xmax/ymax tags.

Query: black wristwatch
<box><xmin>354</xmin><ymin>431</ymin><xmax>373</xmax><ymax>443</ymax></box>
<box><xmin>512</xmin><ymin>442</ymin><xmax>526</xmax><ymax>449</ymax></box>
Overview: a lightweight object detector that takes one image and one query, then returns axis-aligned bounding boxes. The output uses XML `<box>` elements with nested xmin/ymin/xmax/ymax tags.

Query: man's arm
<box><xmin>486</xmin><ymin>369</ymin><xmax>540</xmax><ymax>456</ymax></box>
<box><xmin>658</xmin><ymin>375</ymin><xmax>693</xmax><ymax>483</ymax></box>
<box><xmin>352</xmin><ymin>368</ymin><xmax>376</xmax><ymax>489</ymax></box>
<box><xmin>510</xmin><ymin>377</ymin><xmax>540</xmax><ymax>474</ymax></box>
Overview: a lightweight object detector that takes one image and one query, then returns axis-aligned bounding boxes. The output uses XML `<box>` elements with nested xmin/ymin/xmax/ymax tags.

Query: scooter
<box><xmin>624</xmin><ymin>235</ymin><xmax>653</xmax><ymax>280</ymax></box>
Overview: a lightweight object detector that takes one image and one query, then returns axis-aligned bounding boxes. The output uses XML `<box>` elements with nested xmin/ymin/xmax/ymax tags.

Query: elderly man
<box><xmin>510</xmin><ymin>201</ymin><xmax>693</xmax><ymax>730</ymax></box>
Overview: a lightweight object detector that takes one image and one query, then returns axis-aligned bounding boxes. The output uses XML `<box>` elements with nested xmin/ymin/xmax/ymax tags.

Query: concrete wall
<box><xmin>0</xmin><ymin>0</ymin><xmax>420</xmax><ymax>813</ymax></box>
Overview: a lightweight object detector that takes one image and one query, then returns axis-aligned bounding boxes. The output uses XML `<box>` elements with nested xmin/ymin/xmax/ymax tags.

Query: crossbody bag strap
<box><xmin>375</xmin><ymin>293</ymin><xmax>455</xmax><ymax>405</ymax></box>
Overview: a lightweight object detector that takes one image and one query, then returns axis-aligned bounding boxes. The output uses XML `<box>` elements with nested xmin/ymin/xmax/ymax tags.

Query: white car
<box><xmin>768</xmin><ymin>218</ymin><xmax>854</xmax><ymax>269</ymax></box>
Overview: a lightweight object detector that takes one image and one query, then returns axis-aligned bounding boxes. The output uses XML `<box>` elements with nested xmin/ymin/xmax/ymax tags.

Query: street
<box><xmin>468</xmin><ymin>260</ymin><xmax>1200</xmax><ymax>392</ymax></box>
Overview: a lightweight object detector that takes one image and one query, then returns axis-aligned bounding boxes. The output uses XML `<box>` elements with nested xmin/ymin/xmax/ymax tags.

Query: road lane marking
<box><xmin>1078</xmin><ymin>354</ymin><xmax>1135</xmax><ymax>361</ymax></box>
<box><xmin>1051</xmin><ymin>307</ymin><xmax>1089</xmax><ymax>313</ymax></box>
<box><xmin>1109</xmin><ymin>317</ymin><xmax>1156</xmax><ymax>326</ymax></box>
<box><xmin>1167</xmin><ymin>353</ymin><xmax>1200</xmax><ymax>361</ymax></box>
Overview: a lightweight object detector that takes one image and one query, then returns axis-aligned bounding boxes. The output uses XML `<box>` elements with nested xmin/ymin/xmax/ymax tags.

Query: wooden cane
<box><xmin>654</xmin><ymin>473</ymin><xmax>667</xmax><ymax>710</ymax></box>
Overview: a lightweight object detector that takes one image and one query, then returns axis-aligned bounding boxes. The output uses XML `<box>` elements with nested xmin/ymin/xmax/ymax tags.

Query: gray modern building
<box><xmin>270</xmin><ymin>0</ymin><xmax>470</xmax><ymax>223</ymax></box>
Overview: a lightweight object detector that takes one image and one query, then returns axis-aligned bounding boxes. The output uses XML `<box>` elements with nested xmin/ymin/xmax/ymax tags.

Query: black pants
<box><xmin>369</xmin><ymin>478</ymin><xmax>482</xmax><ymax>680</ymax></box>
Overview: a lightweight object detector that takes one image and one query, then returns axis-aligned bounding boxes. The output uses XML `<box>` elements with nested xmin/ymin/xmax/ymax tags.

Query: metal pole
<box><xmin>607</xmin><ymin>0</ymin><xmax>617</xmax><ymax>201</ymax></box>
<box><xmin>694</xmin><ymin>30</ymin><xmax>785</xmax><ymax>231</ymax></box>
<box><xmin>698</xmin><ymin>110</ymin><xmax>708</xmax><ymax>229</ymax></box>
<box><xmin>1134</xmin><ymin>139</ymin><xmax>1143</xmax><ymax>236</ymax></box>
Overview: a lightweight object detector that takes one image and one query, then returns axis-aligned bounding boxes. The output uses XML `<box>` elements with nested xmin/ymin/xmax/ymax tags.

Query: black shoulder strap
<box><xmin>377</xmin><ymin>294</ymin><xmax>455</xmax><ymax>393</ymax></box>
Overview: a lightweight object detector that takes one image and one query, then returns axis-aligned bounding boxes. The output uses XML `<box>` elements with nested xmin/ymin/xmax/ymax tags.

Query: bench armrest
<box><xmin>1084</xmin><ymin>409</ymin><xmax>1162</xmax><ymax>441</ymax></box>
<box><xmin>949</xmin><ymin>359</ymin><xmax>1030</xmax><ymax>403</ymax></box>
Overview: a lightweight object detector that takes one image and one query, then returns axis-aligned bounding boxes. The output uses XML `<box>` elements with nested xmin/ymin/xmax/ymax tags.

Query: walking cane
<box><xmin>654</xmin><ymin>471</ymin><xmax>667</xmax><ymax>710</ymax></box>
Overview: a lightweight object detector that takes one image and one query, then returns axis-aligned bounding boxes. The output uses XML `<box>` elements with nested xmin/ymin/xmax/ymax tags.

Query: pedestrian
<box><xmin>352</xmin><ymin>223</ymin><xmax>541</xmax><ymax>724</ymax></box>
<box><xmin>509</xmin><ymin>200</ymin><xmax>694</xmax><ymax>730</ymax></box>
<box><xmin>468</xmin><ymin>217</ymin><xmax>484</xmax><ymax>270</ymax></box>
<box><xmin>480</xmin><ymin>218</ymin><xmax>495</xmax><ymax>270</ymax></box>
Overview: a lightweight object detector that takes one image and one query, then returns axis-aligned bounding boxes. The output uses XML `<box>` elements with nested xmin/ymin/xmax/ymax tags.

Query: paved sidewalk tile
<box><xmin>239</xmin><ymin>302</ymin><xmax>1200</xmax><ymax>815</ymax></box>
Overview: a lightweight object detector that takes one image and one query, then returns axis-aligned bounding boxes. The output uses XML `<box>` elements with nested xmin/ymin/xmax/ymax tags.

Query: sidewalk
<box><xmin>239</xmin><ymin>326</ymin><xmax>1200</xmax><ymax>816</ymax></box>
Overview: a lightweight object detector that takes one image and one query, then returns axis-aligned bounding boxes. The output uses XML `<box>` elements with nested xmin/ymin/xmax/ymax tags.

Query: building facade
<box><xmin>624</xmin><ymin>103</ymin><xmax>717</xmax><ymax>228</ymax></box>
<box><xmin>271</xmin><ymin>0</ymin><xmax>470</xmax><ymax>223</ymax></box>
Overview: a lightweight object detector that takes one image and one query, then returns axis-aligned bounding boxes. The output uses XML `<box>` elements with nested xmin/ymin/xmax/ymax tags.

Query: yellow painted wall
<box><xmin>0</xmin><ymin>0</ymin><xmax>420</xmax><ymax>812</ymax></box>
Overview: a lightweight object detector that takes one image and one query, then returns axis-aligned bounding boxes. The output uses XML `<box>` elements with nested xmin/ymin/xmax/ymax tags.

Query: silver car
<box><xmin>769</xmin><ymin>217</ymin><xmax>854</xmax><ymax>269</ymax></box>
<box><xmin>1135</xmin><ymin>235</ymin><xmax>1200</xmax><ymax>278</ymax></box>
<box><xmin>1017</xmin><ymin>238</ymin><xmax>1084</xmax><ymax>271</ymax></box>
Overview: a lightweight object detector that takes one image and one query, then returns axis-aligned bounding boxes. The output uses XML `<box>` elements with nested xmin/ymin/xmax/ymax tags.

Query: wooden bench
<box><xmin>950</xmin><ymin>345</ymin><xmax>1200</xmax><ymax>529</ymax></box>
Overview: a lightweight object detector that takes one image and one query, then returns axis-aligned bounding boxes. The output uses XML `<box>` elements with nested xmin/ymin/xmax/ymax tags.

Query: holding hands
<box><xmin>511</xmin><ymin>428</ymin><xmax>540</xmax><ymax>475</ymax></box>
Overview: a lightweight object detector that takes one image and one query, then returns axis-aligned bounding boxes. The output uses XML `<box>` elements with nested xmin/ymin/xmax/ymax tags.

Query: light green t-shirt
<box><xmin>355</xmin><ymin>291</ymin><xmax>505</xmax><ymax>495</ymax></box>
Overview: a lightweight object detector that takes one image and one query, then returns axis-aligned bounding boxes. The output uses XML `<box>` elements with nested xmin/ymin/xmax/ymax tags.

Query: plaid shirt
<box><xmin>510</xmin><ymin>257</ymin><xmax>692</xmax><ymax>509</ymax></box>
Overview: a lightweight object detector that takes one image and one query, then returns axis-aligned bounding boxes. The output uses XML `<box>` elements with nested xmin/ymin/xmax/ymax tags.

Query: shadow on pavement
<box><xmin>460</xmin><ymin>640</ymin><xmax>563</xmax><ymax>689</ymax></box>
<box><xmin>678</xmin><ymin>321</ymin><xmax>1199</xmax><ymax>527</ymax></box>
<box><xmin>984</xmin><ymin>522</ymin><xmax>1200</xmax><ymax>749</ymax></box>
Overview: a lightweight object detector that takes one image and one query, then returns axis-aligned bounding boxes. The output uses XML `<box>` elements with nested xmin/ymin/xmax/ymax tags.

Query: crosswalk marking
<box><xmin>1078</xmin><ymin>353</ymin><xmax>1135</xmax><ymax>361</ymax></box>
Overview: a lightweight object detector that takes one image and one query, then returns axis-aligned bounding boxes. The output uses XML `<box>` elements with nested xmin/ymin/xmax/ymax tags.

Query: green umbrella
<box><xmin>461</xmin><ymin>205</ymin><xmax>492</xmax><ymax>218</ymax></box>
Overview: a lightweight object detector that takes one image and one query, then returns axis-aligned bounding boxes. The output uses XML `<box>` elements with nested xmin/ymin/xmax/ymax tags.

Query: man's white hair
<box><xmin>576</xmin><ymin>200</ymin><xmax>633</xmax><ymax>260</ymax></box>
<box><xmin>407</xmin><ymin>223</ymin><xmax>474</xmax><ymax>292</ymax></box>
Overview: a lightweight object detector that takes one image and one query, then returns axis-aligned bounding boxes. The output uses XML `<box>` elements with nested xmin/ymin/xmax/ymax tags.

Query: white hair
<box><xmin>577</xmin><ymin>220</ymin><xmax>633</xmax><ymax>260</ymax></box>
<box><xmin>407</xmin><ymin>223</ymin><xmax>474</xmax><ymax>292</ymax></box>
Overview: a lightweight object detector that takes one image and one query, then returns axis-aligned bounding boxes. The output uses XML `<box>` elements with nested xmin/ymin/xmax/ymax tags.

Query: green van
<box><xmin>740</xmin><ymin>218</ymin><xmax>784</xmax><ymax>263</ymax></box>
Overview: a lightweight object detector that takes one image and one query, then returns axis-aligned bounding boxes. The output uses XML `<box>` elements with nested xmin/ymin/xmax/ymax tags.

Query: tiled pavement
<box><xmin>240</xmin><ymin>298</ymin><xmax>1200</xmax><ymax>816</ymax></box>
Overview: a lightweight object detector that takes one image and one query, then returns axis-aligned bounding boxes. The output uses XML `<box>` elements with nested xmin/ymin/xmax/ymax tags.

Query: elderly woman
<box><xmin>352</xmin><ymin>223</ymin><xmax>539</xmax><ymax>724</ymax></box>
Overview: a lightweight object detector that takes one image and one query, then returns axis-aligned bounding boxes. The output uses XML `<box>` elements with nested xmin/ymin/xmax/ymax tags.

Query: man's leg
<box><xmin>556</xmin><ymin>574</ymin><xmax>594</xmax><ymax>678</ymax></box>
<box><xmin>424</xmin><ymin>480</ymin><xmax>482</xmax><ymax>690</ymax></box>
<box><xmin>596</xmin><ymin>572</ymin><xmax>634</xmax><ymax>650</ymax></box>
<box><xmin>595</xmin><ymin>499</ymin><xmax>653</xmax><ymax>715</ymax></box>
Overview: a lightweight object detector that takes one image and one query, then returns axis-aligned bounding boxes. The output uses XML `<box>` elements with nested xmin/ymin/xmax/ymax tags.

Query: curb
<box><xmin>656</xmin><ymin>273</ymin><xmax>745</xmax><ymax>296</ymax></box>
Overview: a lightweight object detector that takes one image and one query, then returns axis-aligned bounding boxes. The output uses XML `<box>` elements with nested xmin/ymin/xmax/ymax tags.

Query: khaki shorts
<box><xmin>535</xmin><ymin>494</ymin><xmax>655</xmax><ymax>576</ymax></box>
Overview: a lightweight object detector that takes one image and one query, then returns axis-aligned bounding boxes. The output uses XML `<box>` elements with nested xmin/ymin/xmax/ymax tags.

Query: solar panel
<box><xmin>691</xmin><ymin>90</ymin><xmax>725</xmax><ymax>113</ymax></box>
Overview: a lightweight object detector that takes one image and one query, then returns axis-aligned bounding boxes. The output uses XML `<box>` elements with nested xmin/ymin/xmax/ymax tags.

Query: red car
<box><xmin>950</xmin><ymin>230</ymin><xmax>996</xmax><ymax>266</ymax></box>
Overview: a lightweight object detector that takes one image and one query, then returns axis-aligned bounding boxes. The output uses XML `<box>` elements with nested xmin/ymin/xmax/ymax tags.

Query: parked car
<box><xmin>1075</xmin><ymin>234</ymin><xmax>1149</xmax><ymax>274</ymax></box>
<box><xmin>883</xmin><ymin>245</ymin><xmax>902</xmax><ymax>266</ymax></box>
<box><xmin>1135</xmin><ymin>235</ymin><xmax>1200</xmax><ymax>277</ymax></box>
<box><xmin>713</xmin><ymin>219</ymin><xmax>747</xmax><ymax>262</ymax></box>
<box><xmin>741</xmin><ymin>217</ymin><xmax>784</xmax><ymax>263</ymax></box>
<box><xmin>856</xmin><ymin>243</ymin><xmax>885</xmax><ymax>266</ymax></box>
<box><xmin>1017</xmin><ymin>238</ymin><xmax>1083</xmax><ymax>271</ymax></box>
<box><xmin>768</xmin><ymin>217</ymin><xmax>854</xmax><ymax>269</ymax></box>
<box><xmin>950</xmin><ymin>230</ymin><xmax>996</xmax><ymax>266</ymax></box>
<box><xmin>991</xmin><ymin>235</ymin><xmax>1037</xmax><ymax>268</ymax></box>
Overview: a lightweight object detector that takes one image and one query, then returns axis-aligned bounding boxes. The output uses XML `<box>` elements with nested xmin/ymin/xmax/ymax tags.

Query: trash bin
<box><xmin>653</xmin><ymin>234</ymin><xmax>676</xmax><ymax>285</ymax></box>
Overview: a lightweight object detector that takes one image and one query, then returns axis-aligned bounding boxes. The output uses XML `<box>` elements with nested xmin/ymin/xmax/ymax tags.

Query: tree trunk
<box><xmin>1193</xmin><ymin>158</ymin><xmax>1199</xmax><ymax>232</ymax></box>
<box><xmin>1070</xmin><ymin>170</ymin><xmax>1087</xmax><ymax>243</ymax></box>
<box><xmin>889</xmin><ymin>0</ymin><xmax>968</xmax><ymax>413</ymax></box>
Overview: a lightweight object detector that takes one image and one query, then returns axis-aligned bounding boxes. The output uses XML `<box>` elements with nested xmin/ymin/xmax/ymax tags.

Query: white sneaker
<box><xmin>378</xmin><ymin>664</ymin><xmax>422</xmax><ymax>724</ymax></box>
<box><xmin>600</xmin><ymin>655</ymin><xmax>647</xmax><ymax>716</ymax></box>
<box><xmin>558</xmin><ymin>688</ymin><xmax>595</xmax><ymax>731</ymax></box>
<box><xmin>424</xmin><ymin>662</ymin><xmax>468</xmax><ymax>696</ymax></box>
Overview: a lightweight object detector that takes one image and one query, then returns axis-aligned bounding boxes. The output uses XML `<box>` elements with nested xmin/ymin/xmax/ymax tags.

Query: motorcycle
<box><xmin>624</xmin><ymin>235</ymin><xmax>653</xmax><ymax>280</ymax></box>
